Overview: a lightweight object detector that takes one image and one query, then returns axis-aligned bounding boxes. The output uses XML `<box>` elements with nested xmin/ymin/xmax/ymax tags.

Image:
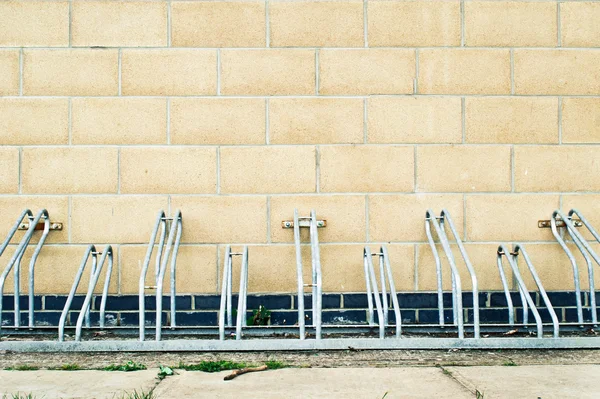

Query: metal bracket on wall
<box><xmin>18</xmin><ymin>221</ymin><xmax>63</xmax><ymax>231</ymax></box>
<box><xmin>538</xmin><ymin>218</ymin><xmax>582</xmax><ymax>228</ymax></box>
<box><xmin>282</xmin><ymin>218</ymin><xmax>326</xmax><ymax>229</ymax></box>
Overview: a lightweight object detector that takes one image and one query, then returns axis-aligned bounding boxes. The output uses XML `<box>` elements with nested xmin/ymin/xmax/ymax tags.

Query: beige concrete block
<box><xmin>514</xmin><ymin>146</ymin><xmax>600</xmax><ymax>192</ymax></box>
<box><xmin>0</xmin><ymin>99</ymin><xmax>68</xmax><ymax>145</ymax></box>
<box><xmin>0</xmin><ymin>148</ymin><xmax>19</xmax><ymax>194</ymax></box>
<box><xmin>518</xmin><ymin>243</ymin><xmax>600</xmax><ymax>291</ymax></box>
<box><xmin>0</xmin><ymin>1</ymin><xmax>69</xmax><ymax>47</ymax></box>
<box><xmin>368</xmin><ymin>97</ymin><xmax>462</xmax><ymax>144</ymax></box>
<box><xmin>270</xmin><ymin>1</ymin><xmax>363</xmax><ymax>47</ymax></box>
<box><xmin>465</xmin><ymin>1</ymin><xmax>557</xmax><ymax>47</ymax></box>
<box><xmin>121</xmin><ymin>245</ymin><xmax>217</xmax><ymax>295</ymax></box>
<box><xmin>514</xmin><ymin>50</ymin><xmax>600</xmax><ymax>95</ymax></box>
<box><xmin>170</xmin><ymin>98</ymin><xmax>265</xmax><ymax>145</ymax></box>
<box><xmin>562</xmin><ymin>98</ymin><xmax>600</xmax><ymax>144</ymax></box>
<box><xmin>416</xmin><ymin>146</ymin><xmax>511</xmax><ymax>193</ymax></box>
<box><xmin>172</xmin><ymin>1</ymin><xmax>265</xmax><ymax>47</ymax></box>
<box><xmin>0</xmin><ymin>50</ymin><xmax>19</xmax><ymax>96</ymax></box>
<box><xmin>466</xmin><ymin>194</ymin><xmax>560</xmax><ymax>242</ymax></box>
<box><xmin>417</xmin><ymin>243</ymin><xmax>508</xmax><ymax>292</ymax></box>
<box><xmin>369</xmin><ymin>194</ymin><xmax>464</xmax><ymax>242</ymax></box>
<box><xmin>220</xmin><ymin>50</ymin><xmax>315</xmax><ymax>95</ymax></box>
<box><xmin>419</xmin><ymin>49</ymin><xmax>511</xmax><ymax>95</ymax></box>
<box><xmin>72</xmin><ymin>1</ymin><xmax>167</xmax><ymax>47</ymax></box>
<box><xmin>0</xmin><ymin>196</ymin><xmax>69</xmax><ymax>244</ymax></box>
<box><xmin>21</xmin><ymin>147</ymin><xmax>118</xmax><ymax>194</ymax></box>
<box><xmin>220</xmin><ymin>146</ymin><xmax>316</xmax><ymax>194</ymax></box>
<box><xmin>465</xmin><ymin>97</ymin><xmax>558</xmax><ymax>144</ymax></box>
<box><xmin>121</xmin><ymin>49</ymin><xmax>217</xmax><ymax>96</ymax></box>
<box><xmin>269</xmin><ymin>98</ymin><xmax>363</xmax><ymax>145</ymax></box>
<box><xmin>70</xmin><ymin>196</ymin><xmax>169</xmax><ymax>244</ymax></box>
<box><xmin>72</xmin><ymin>98</ymin><xmax>167</xmax><ymax>145</ymax></box>
<box><xmin>320</xmin><ymin>145</ymin><xmax>414</xmax><ymax>193</ymax></box>
<box><xmin>269</xmin><ymin>195</ymin><xmax>366</xmax><ymax>243</ymax></box>
<box><xmin>23</xmin><ymin>49</ymin><xmax>118</xmax><ymax>96</ymax></box>
<box><xmin>562</xmin><ymin>195</ymin><xmax>600</xmax><ymax>242</ymax></box>
<box><xmin>561</xmin><ymin>2</ymin><xmax>600</xmax><ymax>47</ymax></box>
<box><xmin>2</xmin><ymin>245</ymin><xmax>117</xmax><ymax>295</ymax></box>
<box><xmin>170</xmin><ymin>196</ymin><xmax>267</xmax><ymax>243</ymax></box>
<box><xmin>368</xmin><ymin>1</ymin><xmax>460</xmax><ymax>47</ymax></box>
<box><xmin>120</xmin><ymin>147</ymin><xmax>217</xmax><ymax>194</ymax></box>
<box><xmin>319</xmin><ymin>49</ymin><xmax>415</xmax><ymax>95</ymax></box>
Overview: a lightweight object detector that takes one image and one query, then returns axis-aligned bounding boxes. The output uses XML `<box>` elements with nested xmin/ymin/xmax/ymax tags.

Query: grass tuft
<box><xmin>4</xmin><ymin>365</ymin><xmax>39</xmax><ymax>371</ymax></box>
<box><xmin>264</xmin><ymin>360</ymin><xmax>288</xmax><ymax>370</ymax></box>
<box><xmin>113</xmin><ymin>389</ymin><xmax>155</xmax><ymax>399</ymax></box>
<box><xmin>58</xmin><ymin>363</ymin><xmax>80</xmax><ymax>371</ymax></box>
<box><xmin>103</xmin><ymin>361</ymin><xmax>147</xmax><ymax>372</ymax></box>
<box><xmin>2</xmin><ymin>394</ymin><xmax>40</xmax><ymax>399</ymax></box>
<box><xmin>502</xmin><ymin>359</ymin><xmax>517</xmax><ymax>367</ymax></box>
<box><xmin>177</xmin><ymin>360</ymin><xmax>247</xmax><ymax>373</ymax></box>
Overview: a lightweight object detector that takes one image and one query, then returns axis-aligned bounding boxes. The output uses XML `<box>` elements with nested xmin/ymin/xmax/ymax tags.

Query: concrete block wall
<box><xmin>0</xmin><ymin>0</ymin><xmax>599</xmax><ymax>295</ymax></box>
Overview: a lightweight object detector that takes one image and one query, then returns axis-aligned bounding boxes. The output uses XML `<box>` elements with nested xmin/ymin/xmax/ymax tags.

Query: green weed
<box><xmin>103</xmin><ymin>361</ymin><xmax>147</xmax><ymax>372</ymax></box>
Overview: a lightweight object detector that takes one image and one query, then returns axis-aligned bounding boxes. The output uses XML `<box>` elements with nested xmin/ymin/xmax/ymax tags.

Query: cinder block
<box><xmin>270</xmin><ymin>0</ymin><xmax>363</xmax><ymax>47</ymax></box>
<box><xmin>220</xmin><ymin>49</ymin><xmax>315</xmax><ymax>95</ymax></box>
<box><xmin>319</xmin><ymin>145</ymin><xmax>414</xmax><ymax>193</ymax></box>
<box><xmin>368</xmin><ymin>1</ymin><xmax>460</xmax><ymax>47</ymax></box>
<box><xmin>369</xmin><ymin>194</ymin><xmax>464</xmax><ymax>242</ymax></box>
<box><xmin>72</xmin><ymin>98</ymin><xmax>167</xmax><ymax>145</ymax></box>
<box><xmin>121</xmin><ymin>49</ymin><xmax>217</xmax><ymax>96</ymax></box>
<box><xmin>514</xmin><ymin>50</ymin><xmax>600</xmax><ymax>95</ymax></box>
<box><xmin>220</xmin><ymin>146</ymin><xmax>316</xmax><ymax>194</ymax></box>
<box><xmin>561</xmin><ymin>195</ymin><xmax>600</xmax><ymax>241</ymax></box>
<box><xmin>72</xmin><ymin>1</ymin><xmax>167</xmax><ymax>47</ymax></box>
<box><xmin>70</xmin><ymin>196</ymin><xmax>169</xmax><ymax>244</ymax></box>
<box><xmin>319</xmin><ymin>49</ymin><xmax>415</xmax><ymax>95</ymax></box>
<box><xmin>0</xmin><ymin>99</ymin><xmax>69</xmax><ymax>145</ymax></box>
<box><xmin>562</xmin><ymin>98</ymin><xmax>600</xmax><ymax>144</ymax></box>
<box><xmin>171</xmin><ymin>1</ymin><xmax>265</xmax><ymax>47</ymax></box>
<box><xmin>465</xmin><ymin>194</ymin><xmax>559</xmax><ymax>241</ymax></box>
<box><xmin>21</xmin><ymin>147</ymin><xmax>118</xmax><ymax>194</ymax></box>
<box><xmin>120</xmin><ymin>245</ymin><xmax>218</xmax><ymax>294</ymax></box>
<box><xmin>0</xmin><ymin>1</ymin><xmax>69</xmax><ymax>47</ymax></box>
<box><xmin>465</xmin><ymin>97</ymin><xmax>558</xmax><ymax>144</ymax></box>
<box><xmin>170</xmin><ymin>98</ymin><xmax>265</xmax><ymax>145</ymax></box>
<box><xmin>561</xmin><ymin>2</ymin><xmax>600</xmax><ymax>47</ymax></box>
<box><xmin>170</xmin><ymin>196</ymin><xmax>267</xmax><ymax>243</ymax></box>
<box><xmin>417</xmin><ymin>243</ymin><xmax>504</xmax><ymax>291</ymax></box>
<box><xmin>416</xmin><ymin>145</ymin><xmax>511</xmax><ymax>192</ymax></box>
<box><xmin>465</xmin><ymin>1</ymin><xmax>557</xmax><ymax>47</ymax></box>
<box><xmin>120</xmin><ymin>147</ymin><xmax>217</xmax><ymax>194</ymax></box>
<box><xmin>368</xmin><ymin>97</ymin><xmax>462</xmax><ymax>144</ymax></box>
<box><xmin>514</xmin><ymin>146</ymin><xmax>600</xmax><ymax>192</ymax></box>
<box><xmin>0</xmin><ymin>50</ymin><xmax>20</xmax><ymax>96</ymax></box>
<box><xmin>269</xmin><ymin>195</ymin><xmax>366</xmax><ymax>243</ymax></box>
<box><xmin>419</xmin><ymin>49</ymin><xmax>510</xmax><ymax>95</ymax></box>
<box><xmin>0</xmin><ymin>148</ymin><xmax>19</xmax><ymax>194</ymax></box>
<box><xmin>23</xmin><ymin>49</ymin><xmax>118</xmax><ymax>96</ymax></box>
<box><xmin>269</xmin><ymin>98</ymin><xmax>363</xmax><ymax>144</ymax></box>
<box><xmin>0</xmin><ymin>196</ymin><xmax>69</xmax><ymax>244</ymax></box>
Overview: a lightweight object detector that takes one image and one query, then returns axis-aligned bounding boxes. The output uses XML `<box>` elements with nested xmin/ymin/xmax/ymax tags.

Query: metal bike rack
<box><xmin>58</xmin><ymin>245</ymin><xmax>113</xmax><ymax>341</ymax></box>
<box><xmin>496</xmin><ymin>244</ymin><xmax>559</xmax><ymax>338</ymax></box>
<box><xmin>218</xmin><ymin>245</ymin><xmax>249</xmax><ymax>341</ymax></box>
<box><xmin>363</xmin><ymin>245</ymin><xmax>402</xmax><ymax>338</ymax></box>
<box><xmin>138</xmin><ymin>210</ymin><xmax>182</xmax><ymax>342</ymax></box>
<box><xmin>0</xmin><ymin>209</ymin><xmax>49</xmax><ymax>332</ymax></box>
<box><xmin>425</xmin><ymin>209</ymin><xmax>480</xmax><ymax>339</ymax></box>
<box><xmin>550</xmin><ymin>209</ymin><xmax>600</xmax><ymax>326</ymax></box>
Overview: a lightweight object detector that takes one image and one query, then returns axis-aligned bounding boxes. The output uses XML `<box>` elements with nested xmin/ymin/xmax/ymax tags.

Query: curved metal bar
<box><xmin>218</xmin><ymin>245</ymin><xmax>231</xmax><ymax>341</ymax></box>
<box><xmin>363</xmin><ymin>248</ymin><xmax>375</xmax><ymax>326</ymax></box>
<box><xmin>550</xmin><ymin>213</ymin><xmax>584</xmax><ymax>324</ymax></box>
<box><xmin>75</xmin><ymin>246</ymin><xmax>114</xmax><ymax>341</ymax></box>
<box><xmin>561</xmin><ymin>210</ymin><xmax>600</xmax><ymax>267</ymax></box>
<box><xmin>440</xmin><ymin>209</ymin><xmax>480</xmax><ymax>339</ymax></box>
<box><xmin>497</xmin><ymin>245</ymin><xmax>543</xmax><ymax>338</ymax></box>
<box><xmin>310</xmin><ymin>210</ymin><xmax>322</xmax><ymax>340</ymax></box>
<box><xmin>496</xmin><ymin>255</ymin><xmax>515</xmax><ymax>325</ymax></box>
<box><xmin>293</xmin><ymin>209</ymin><xmax>306</xmax><ymax>340</ymax></box>
<box><xmin>513</xmin><ymin>245</ymin><xmax>560</xmax><ymax>338</ymax></box>
<box><xmin>28</xmin><ymin>210</ymin><xmax>50</xmax><ymax>328</ymax></box>
<box><xmin>425</xmin><ymin>217</ymin><xmax>445</xmax><ymax>326</ymax></box>
<box><xmin>378</xmin><ymin>252</ymin><xmax>389</xmax><ymax>326</ymax></box>
<box><xmin>381</xmin><ymin>246</ymin><xmax>402</xmax><ymax>338</ymax></box>
<box><xmin>58</xmin><ymin>245</ymin><xmax>96</xmax><ymax>342</ymax></box>
<box><xmin>138</xmin><ymin>211</ymin><xmax>166</xmax><ymax>341</ymax></box>
<box><xmin>169</xmin><ymin>211</ymin><xmax>183</xmax><ymax>328</ymax></box>
<box><xmin>84</xmin><ymin>249</ymin><xmax>98</xmax><ymax>329</ymax></box>
<box><xmin>155</xmin><ymin>213</ymin><xmax>179</xmax><ymax>342</ymax></box>
<box><xmin>0</xmin><ymin>209</ymin><xmax>32</xmax><ymax>257</ymax></box>
<box><xmin>425</xmin><ymin>209</ymin><xmax>464</xmax><ymax>339</ymax></box>
<box><xmin>235</xmin><ymin>246</ymin><xmax>249</xmax><ymax>341</ymax></box>
<box><xmin>364</xmin><ymin>246</ymin><xmax>385</xmax><ymax>339</ymax></box>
